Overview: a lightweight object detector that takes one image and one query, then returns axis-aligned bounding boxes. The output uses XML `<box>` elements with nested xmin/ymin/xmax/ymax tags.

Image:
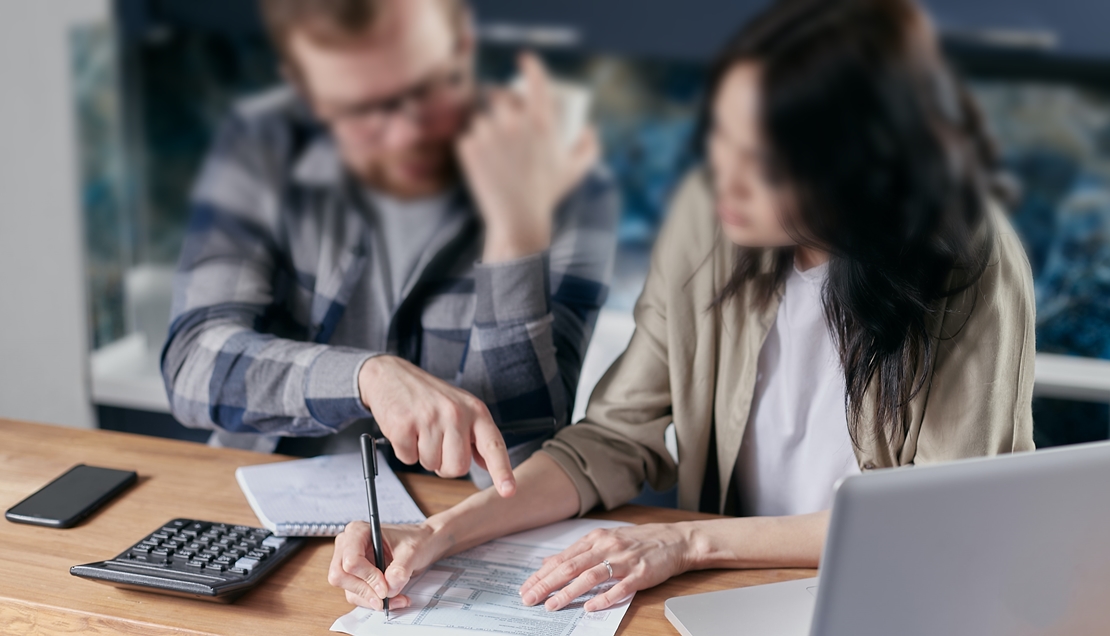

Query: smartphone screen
<box><xmin>6</xmin><ymin>464</ymin><xmax>137</xmax><ymax>528</ymax></box>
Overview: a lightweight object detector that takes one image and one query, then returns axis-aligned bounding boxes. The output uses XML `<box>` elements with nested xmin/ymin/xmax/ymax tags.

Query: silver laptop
<box><xmin>666</xmin><ymin>441</ymin><xmax>1110</xmax><ymax>636</ymax></box>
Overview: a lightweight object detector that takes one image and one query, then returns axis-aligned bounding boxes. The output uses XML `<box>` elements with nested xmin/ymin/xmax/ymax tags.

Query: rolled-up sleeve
<box><xmin>458</xmin><ymin>170</ymin><xmax>620</xmax><ymax>435</ymax></box>
<box><xmin>161</xmin><ymin>114</ymin><xmax>375</xmax><ymax>436</ymax></box>
<box><xmin>538</xmin><ymin>174</ymin><xmax>711</xmax><ymax>516</ymax></box>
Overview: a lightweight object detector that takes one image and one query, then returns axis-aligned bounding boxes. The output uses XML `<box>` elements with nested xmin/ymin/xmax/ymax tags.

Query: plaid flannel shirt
<box><xmin>160</xmin><ymin>87</ymin><xmax>619</xmax><ymax>451</ymax></box>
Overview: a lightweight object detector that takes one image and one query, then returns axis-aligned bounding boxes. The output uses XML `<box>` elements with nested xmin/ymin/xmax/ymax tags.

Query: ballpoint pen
<box><xmin>360</xmin><ymin>434</ymin><xmax>389</xmax><ymax>618</ymax></box>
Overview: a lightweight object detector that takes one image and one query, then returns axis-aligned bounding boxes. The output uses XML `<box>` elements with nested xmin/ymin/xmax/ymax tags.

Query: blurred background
<box><xmin>3</xmin><ymin>0</ymin><xmax>1110</xmax><ymax>451</ymax></box>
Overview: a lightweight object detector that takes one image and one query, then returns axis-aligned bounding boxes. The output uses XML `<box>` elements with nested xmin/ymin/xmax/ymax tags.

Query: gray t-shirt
<box><xmin>287</xmin><ymin>187</ymin><xmax>453</xmax><ymax>456</ymax></box>
<box><xmin>329</xmin><ymin>188</ymin><xmax>454</xmax><ymax>353</ymax></box>
<box><xmin>370</xmin><ymin>188</ymin><xmax>454</xmax><ymax>308</ymax></box>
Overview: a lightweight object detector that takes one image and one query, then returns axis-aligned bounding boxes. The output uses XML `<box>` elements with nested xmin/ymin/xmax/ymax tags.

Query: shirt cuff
<box><xmin>473</xmin><ymin>252</ymin><xmax>551</xmax><ymax>327</ymax></box>
<box><xmin>303</xmin><ymin>347</ymin><xmax>377</xmax><ymax>428</ymax></box>
<box><xmin>538</xmin><ymin>446</ymin><xmax>603</xmax><ymax>517</ymax></box>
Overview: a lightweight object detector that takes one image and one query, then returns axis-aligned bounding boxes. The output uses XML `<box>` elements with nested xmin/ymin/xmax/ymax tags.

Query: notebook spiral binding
<box><xmin>277</xmin><ymin>522</ymin><xmax>348</xmax><ymax>537</ymax></box>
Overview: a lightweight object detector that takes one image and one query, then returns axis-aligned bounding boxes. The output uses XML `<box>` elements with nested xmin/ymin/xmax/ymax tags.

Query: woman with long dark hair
<box><xmin>328</xmin><ymin>0</ymin><xmax>1035</xmax><ymax>612</ymax></box>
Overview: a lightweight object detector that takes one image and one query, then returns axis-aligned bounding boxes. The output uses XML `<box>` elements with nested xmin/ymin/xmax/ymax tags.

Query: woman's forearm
<box><xmin>514</xmin><ymin>508</ymin><xmax>831</xmax><ymax>612</ymax></box>
<box><xmin>426</xmin><ymin>452</ymin><xmax>581</xmax><ymax>557</ymax></box>
<box><xmin>684</xmin><ymin>510</ymin><xmax>830</xmax><ymax>570</ymax></box>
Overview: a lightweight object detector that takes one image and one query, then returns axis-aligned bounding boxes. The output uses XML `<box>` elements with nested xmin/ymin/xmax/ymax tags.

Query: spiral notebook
<box><xmin>235</xmin><ymin>451</ymin><xmax>426</xmax><ymax>537</ymax></box>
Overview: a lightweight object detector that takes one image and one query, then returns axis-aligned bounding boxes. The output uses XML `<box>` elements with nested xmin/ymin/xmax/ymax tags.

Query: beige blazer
<box><xmin>542</xmin><ymin>170</ymin><xmax>1036</xmax><ymax>516</ymax></box>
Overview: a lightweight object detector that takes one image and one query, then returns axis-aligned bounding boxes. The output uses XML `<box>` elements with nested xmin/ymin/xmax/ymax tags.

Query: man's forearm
<box><xmin>460</xmin><ymin>253</ymin><xmax>569</xmax><ymax>428</ymax></box>
<box><xmin>426</xmin><ymin>452</ymin><xmax>580</xmax><ymax>557</ymax></box>
<box><xmin>163</xmin><ymin>313</ymin><xmax>374</xmax><ymax>435</ymax></box>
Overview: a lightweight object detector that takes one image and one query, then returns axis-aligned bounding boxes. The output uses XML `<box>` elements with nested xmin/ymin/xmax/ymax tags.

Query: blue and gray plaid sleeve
<box><xmin>161</xmin><ymin>115</ymin><xmax>374</xmax><ymax>437</ymax></box>
<box><xmin>460</xmin><ymin>173</ymin><xmax>620</xmax><ymax>430</ymax></box>
<box><xmin>162</xmin><ymin>108</ymin><xmax>620</xmax><ymax>440</ymax></box>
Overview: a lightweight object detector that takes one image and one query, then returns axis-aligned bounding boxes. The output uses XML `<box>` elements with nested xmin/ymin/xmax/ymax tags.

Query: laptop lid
<box><xmin>811</xmin><ymin>441</ymin><xmax>1110</xmax><ymax>636</ymax></box>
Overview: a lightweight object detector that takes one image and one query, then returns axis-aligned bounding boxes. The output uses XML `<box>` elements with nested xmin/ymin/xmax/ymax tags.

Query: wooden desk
<box><xmin>0</xmin><ymin>419</ymin><xmax>814</xmax><ymax>635</ymax></box>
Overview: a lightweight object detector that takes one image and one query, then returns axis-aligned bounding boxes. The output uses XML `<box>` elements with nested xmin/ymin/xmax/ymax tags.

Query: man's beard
<box><xmin>351</xmin><ymin>142</ymin><xmax>459</xmax><ymax>198</ymax></box>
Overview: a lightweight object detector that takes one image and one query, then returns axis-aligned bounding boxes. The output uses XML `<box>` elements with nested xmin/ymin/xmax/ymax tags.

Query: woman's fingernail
<box><xmin>499</xmin><ymin>480</ymin><xmax>514</xmax><ymax>495</ymax></box>
<box><xmin>522</xmin><ymin>591</ymin><xmax>537</xmax><ymax>606</ymax></box>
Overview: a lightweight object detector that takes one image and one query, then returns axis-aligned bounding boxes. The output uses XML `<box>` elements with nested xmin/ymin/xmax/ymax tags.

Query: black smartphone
<box><xmin>5</xmin><ymin>464</ymin><xmax>137</xmax><ymax>529</ymax></box>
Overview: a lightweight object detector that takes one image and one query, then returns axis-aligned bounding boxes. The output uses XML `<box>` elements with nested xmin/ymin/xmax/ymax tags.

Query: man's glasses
<box><xmin>314</xmin><ymin>62</ymin><xmax>473</xmax><ymax>138</ymax></box>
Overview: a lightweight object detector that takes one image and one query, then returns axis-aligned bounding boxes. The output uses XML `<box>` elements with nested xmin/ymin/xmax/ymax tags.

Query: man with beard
<box><xmin>161</xmin><ymin>0</ymin><xmax>619</xmax><ymax>496</ymax></box>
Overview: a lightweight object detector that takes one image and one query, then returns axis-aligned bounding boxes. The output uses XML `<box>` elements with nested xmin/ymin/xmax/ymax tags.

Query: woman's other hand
<box><xmin>519</xmin><ymin>522</ymin><xmax>698</xmax><ymax>612</ymax></box>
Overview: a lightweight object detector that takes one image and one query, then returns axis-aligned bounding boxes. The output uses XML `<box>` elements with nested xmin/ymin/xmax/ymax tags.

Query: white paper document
<box><xmin>236</xmin><ymin>451</ymin><xmax>425</xmax><ymax>536</ymax></box>
<box><xmin>330</xmin><ymin>518</ymin><xmax>634</xmax><ymax>636</ymax></box>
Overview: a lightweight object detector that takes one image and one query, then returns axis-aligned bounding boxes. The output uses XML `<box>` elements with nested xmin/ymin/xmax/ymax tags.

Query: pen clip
<box><xmin>360</xmin><ymin>434</ymin><xmax>379</xmax><ymax>477</ymax></box>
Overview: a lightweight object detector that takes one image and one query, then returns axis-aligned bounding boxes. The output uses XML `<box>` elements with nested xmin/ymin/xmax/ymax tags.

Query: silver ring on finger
<box><xmin>601</xmin><ymin>559</ymin><xmax>613</xmax><ymax>582</ymax></box>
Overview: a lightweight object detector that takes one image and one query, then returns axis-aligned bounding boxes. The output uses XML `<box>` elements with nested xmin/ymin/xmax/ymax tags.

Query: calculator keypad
<box><xmin>118</xmin><ymin>519</ymin><xmax>280</xmax><ymax>577</ymax></box>
<box><xmin>71</xmin><ymin>518</ymin><xmax>305</xmax><ymax>601</ymax></box>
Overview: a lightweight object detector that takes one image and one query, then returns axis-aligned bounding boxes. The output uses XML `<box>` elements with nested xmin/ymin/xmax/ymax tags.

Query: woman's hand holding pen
<box><xmin>331</xmin><ymin>453</ymin><xmax>583</xmax><ymax>612</ymax></box>
<box><xmin>328</xmin><ymin>521</ymin><xmax>447</xmax><ymax>611</ymax></box>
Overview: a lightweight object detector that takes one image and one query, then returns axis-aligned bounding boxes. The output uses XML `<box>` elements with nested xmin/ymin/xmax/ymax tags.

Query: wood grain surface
<box><xmin>0</xmin><ymin>418</ymin><xmax>814</xmax><ymax>635</ymax></box>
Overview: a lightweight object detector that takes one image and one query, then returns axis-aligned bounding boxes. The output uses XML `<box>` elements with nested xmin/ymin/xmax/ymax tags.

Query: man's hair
<box><xmin>259</xmin><ymin>0</ymin><xmax>467</xmax><ymax>57</ymax></box>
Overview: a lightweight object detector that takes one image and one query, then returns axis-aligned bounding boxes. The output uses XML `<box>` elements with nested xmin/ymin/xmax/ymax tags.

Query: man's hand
<box><xmin>329</xmin><ymin>521</ymin><xmax>445</xmax><ymax>610</ymax></box>
<box><xmin>358</xmin><ymin>355</ymin><xmax>516</xmax><ymax>497</ymax></box>
<box><xmin>458</xmin><ymin>52</ymin><xmax>600</xmax><ymax>263</ymax></box>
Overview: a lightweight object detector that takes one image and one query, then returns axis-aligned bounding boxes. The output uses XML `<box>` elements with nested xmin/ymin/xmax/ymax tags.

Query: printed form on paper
<box><xmin>330</xmin><ymin>518</ymin><xmax>634</xmax><ymax>636</ymax></box>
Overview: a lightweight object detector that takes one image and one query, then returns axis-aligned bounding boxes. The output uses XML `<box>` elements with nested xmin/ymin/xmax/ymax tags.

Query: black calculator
<box><xmin>70</xmin><ymin>518</ymin><xmax>305</xmax><ymax>602</ymax></box>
